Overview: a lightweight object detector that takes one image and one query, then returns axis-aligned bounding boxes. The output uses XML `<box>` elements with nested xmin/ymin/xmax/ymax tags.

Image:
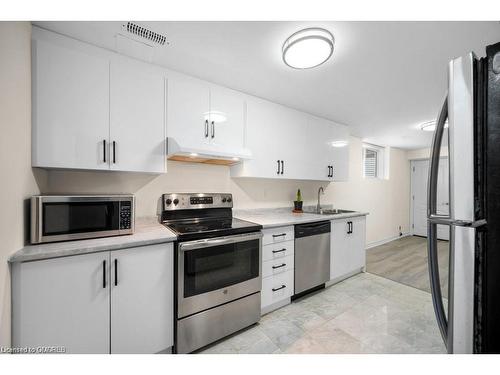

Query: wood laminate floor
<box><xmin>366</xmin><ymin>236</ymin><xmax>449</xmax><ymax>298</ymax></box>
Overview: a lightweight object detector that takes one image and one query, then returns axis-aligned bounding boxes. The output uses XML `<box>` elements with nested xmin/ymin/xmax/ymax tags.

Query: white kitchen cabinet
<box><xmin>261</xmin><ymin>226</ymin><xmax>295</xmax><ymax>314</ymax></box>
<box><xmin>32</xmin><ymin>39</ymin><xmax>110</xmax><ymax>170</ymax></box>
<box><xmin>12</xmin><ymin>252</ymin><xmax>110</xmax><ymax>353</ymax></box>
<box><xmin>167</xmin><ymin>75</ymin><xmax>211</xmax><ymax>151</ymax></box>
<box><xmin>230</xmin><ymin>97</ymin><xmax>350</xmax><ymax>181</ymax></box>
<box><xmin>330</xmin><ymin>216</ymin><xmax>366</xmax><ymax>281</ymax></box>
<box><xmin>166</xmin><ymin>74</ymin><xmax>246</xmax><ymax>157</ymax></box>
<box><xmin>32</xmin><ymin>31</ymin><xmax>167</xmax><ymax>173</ymax></box>
<box><xmin>109</xmin><ymin>59</ymin><xmax>166</xmax><ymax>173</ymax></box>
<box><xmin>12</xmin><ymin>243</ymin><xmax>174</xmax><ymax>354</ymax></box>
<box><xmin>208</xmin><ymin>85</ymin><xmax>246</xmax><ymax>155</ymax></box>
<box><xmin>230</xmin><ymin>98</ymin><xmax>299</xmax><ymax>179</ymax></box>
<box><xmin>110</xmin><ymin>243</ymin><xmax>173</xmax><ymax>354</ymax></box>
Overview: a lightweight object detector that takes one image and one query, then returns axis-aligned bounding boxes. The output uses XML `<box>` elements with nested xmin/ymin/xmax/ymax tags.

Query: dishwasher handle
<box><xmin>295</xmin><ymin>221</ymin><xmax>331</xmax><ymax>238</ymax></box>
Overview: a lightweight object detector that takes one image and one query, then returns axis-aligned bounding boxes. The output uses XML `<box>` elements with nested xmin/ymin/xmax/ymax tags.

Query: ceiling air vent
<box><xmin>122</xmin><ymin>22</ymin><xmax>169</xmax><ymax>46</ymax></box>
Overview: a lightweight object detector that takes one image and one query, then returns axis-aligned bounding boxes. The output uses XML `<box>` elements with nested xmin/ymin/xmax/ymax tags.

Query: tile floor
<box><xmin>198</xmin><ymin>272</ymin><xmax>446</xmax><ymax>354</ymax></box>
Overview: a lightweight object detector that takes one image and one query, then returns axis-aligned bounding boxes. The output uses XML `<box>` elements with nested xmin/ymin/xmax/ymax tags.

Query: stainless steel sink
<box><xmin>304</xmin><ymin>209</ymin><xmax>355</xmax><ymax>215</ymax></box>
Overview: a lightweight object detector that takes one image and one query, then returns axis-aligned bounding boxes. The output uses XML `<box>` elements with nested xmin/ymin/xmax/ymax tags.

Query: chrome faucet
<box><xmin>317</xmin><ymin>186</ymin><xmax>325</xmax><ymax>213</ymax></box>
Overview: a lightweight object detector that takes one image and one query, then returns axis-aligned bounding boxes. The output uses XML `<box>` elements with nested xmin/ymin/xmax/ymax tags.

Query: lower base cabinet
<box><xmin>330</xmin><ymin>216</ymin><xmax>366</xmax><ymax>281</ymax></box>
<box><xmin>12</xmin><ymin>243</ymin><xmax>174</xmax><ymax>354</ymax></box>
<box><xmin>260</xmin><ymin>226</ymin><xmax>295</xmax><ymax>313</ymax></box>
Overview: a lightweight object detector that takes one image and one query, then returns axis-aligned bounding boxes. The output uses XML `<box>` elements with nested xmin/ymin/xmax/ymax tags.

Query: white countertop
<box><xmin>9</xmin><ymin>218</ymin><xmax>177</xmax><ymax>263</ymax></box>
<box><xmin>234</xmin><ymin>206</ymin><xmax>368</xmax><ymax>229</ymax></box>
<box><xmin>9</xmin><ymin>206</ymin><xmax>368</xmax><ymax>263</ymax></box>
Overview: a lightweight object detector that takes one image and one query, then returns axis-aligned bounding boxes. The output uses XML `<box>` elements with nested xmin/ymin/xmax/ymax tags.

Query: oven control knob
<box><xmin>222</xmin><ymin>197</ymin><xmax>227</xmax><ymax>203</ymax></box>
<box><xmin>166</xmin><ymin>199</ymin><xmax>172</xmax><ymax>205</ymax></box>
<box><xmin>227</xmin><ymin>197</ymin><xmax>232</xmax><ymax>203</ymax></box>
<box><xmin>173</xmin><ymin>199</ymin><xmax>179</xmax><ymax>205</ymax></box>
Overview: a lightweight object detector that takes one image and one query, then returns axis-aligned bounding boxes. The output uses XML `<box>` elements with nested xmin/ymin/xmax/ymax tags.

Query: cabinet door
<box><xmin>330</xmin><ymin>122</ymin><xmax>350</xmax><ymax>181</ymax></box>
<box><xmin>167</xmin><ymin>75</ymin><xmax>210</xmax><ymax>151</ymax></box>
<box><xmin>32</xmin><ymin>39</ymin><xmax>109</xmax><ymax>170</ymax></box>
<box><xmin>209</xmin><ymin>86</ymin><xmax>245</xmax><ymax>154</ymax></box>
<box><xmin>230</xmin><ymin>98</ymin><xmax>289</xmax><ymax>178</ymax></box>
<box><xmin>330</xmin><ymin>217</ymin><xmax>366</xmax><ymax>280</ymax></box>
<box><xmin>110</xmin><ymin>60</ymin><xmax>166</xmax><ymax>173</ymax></box>
<box><xmin>12</xmin><ymin>252</ymin><xmax>110</xmax><ymax>353</ymax></box>
<box><xmin>110</xmin><ymin>243</ymin><xmax>174</xmax><ymax>354</ymax></box>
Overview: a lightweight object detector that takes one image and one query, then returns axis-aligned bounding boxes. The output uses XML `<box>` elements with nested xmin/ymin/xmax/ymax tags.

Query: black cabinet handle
<box><xmin>347</xmin><ymin>221</ymin><xmax>353</xmax><ymax>234</ymax></box>
<box><xmin>272</xmin><ymin>248</ymin><xmax>287</xmax><ymax>254</ymax></box>
<box><xmin>103</xmin><ymin>140</ymin><xmax>107</xmax><ymax>163</ymax></box>
<box><xmin>102</xmin><ymin>260</ymin><xmax>106</xmax><ymax>288</ymax></box>
<box><xmin>211</xmin><ymin>121</ymin><xmax>215</xmax><ymax>138</ymax></box>
<box><xmin>330</xmin><ymin>166</ymin><xmax>334</xmax><ymax>178</ymax></box>
<box><xmin>281</xmin><ymin>160</ymin><xmax>284</xmax><ymax>175</ymax></box>
<box><xmin>272</xmin><ymin>233</ymin><xmax>286</xmax><ymax>238</ymax></box>
<box><xmin>350</xmin><ymin>221</ymin><xmax>354</xmax><ymax>234</ymax></box>
<box><xmin>204</xmin><ymin>120</ymin><xmax>209</xmax><ymax>138</ymax></box>
<box><xmin>272</xmin><ymin>285</ymin><xmax>286</xmax><ymax>292</ymax></box>
<box><xmin>114</xmin><ymin>258</ymin><xmax>118</xmax><ymax>286</ymax></box>
<box><xmin>277</xmin><ymin>160</ymin><xmax>280</xmax><ymax>174</ymax></box>
<box><xmin>112</xmin><ymin>141</ymin><xmax>116</xmax><ymax>164</ymax></box>
<box><xmin>327</xmin><ymin>165</ymin><xmax>331</xmax><ymax>177</ymax></box>
<box><xmin>272</xmin><ymin>263</ymin><xmax>286</xmax><ymax>269</ymax></box>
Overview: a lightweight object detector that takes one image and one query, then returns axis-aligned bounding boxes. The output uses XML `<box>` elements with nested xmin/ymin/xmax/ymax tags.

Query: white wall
<box><xmin>0</xmin><ymin>22</ymin><xmax>45</xmax><ymax>348</ymax></box>
<box><xmin>44</xmin><ymin>136</ymin><xmax>411</xmax><ymax>245</ymax></box>
<box><xmin>407</xmin><ymin>146</ymin><xmax>448</xmax><ymax>160</ymax></box>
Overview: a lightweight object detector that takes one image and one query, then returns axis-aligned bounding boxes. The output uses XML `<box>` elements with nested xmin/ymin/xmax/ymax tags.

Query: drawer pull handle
<box><xmin>272</xmin><ymin>263</ymin><xmax>286</xmax><ymax>269</ymax></box>
<box><xmin>272</xmin><ymin>233</ymin><xmax>286</xmax><ymax>238</ymax></box>
<box><xmin>272</xmin><ymin>285</ymin><xmax>286</xmax><ymax>292</ymax></box>
<box><xmin>272</xmin><ymin>248</ymin><xmax>286</xmax><ymax>254</ymax></box>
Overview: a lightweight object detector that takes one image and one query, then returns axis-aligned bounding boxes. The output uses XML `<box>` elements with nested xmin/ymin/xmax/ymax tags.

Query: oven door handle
<box><xmin>179</xmin><ymin>232</ymin><xmax>263</xmax><ymax>252</ymax></box>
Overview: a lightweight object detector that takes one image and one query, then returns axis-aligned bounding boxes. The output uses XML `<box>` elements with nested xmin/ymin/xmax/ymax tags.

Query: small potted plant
<box><xmin>293</xmin><ymin>189</ymin><xmax>303</xmax><ymax>213</ymax></box>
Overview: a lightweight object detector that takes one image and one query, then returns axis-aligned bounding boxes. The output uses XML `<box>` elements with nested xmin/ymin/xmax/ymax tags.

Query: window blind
<box><xmin>364</xmin><ymin>148</ymin><xmax>378</xmax><ymax>178</ymax></box>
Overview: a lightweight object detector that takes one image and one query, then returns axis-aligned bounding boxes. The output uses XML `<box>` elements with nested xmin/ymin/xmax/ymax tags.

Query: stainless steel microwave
<box><xmin>31</xmin><ymin>195</ymin><xmax>135</xmax><ymax>244</ymax></box>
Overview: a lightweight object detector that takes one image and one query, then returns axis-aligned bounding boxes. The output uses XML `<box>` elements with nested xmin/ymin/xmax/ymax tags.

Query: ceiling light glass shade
<box><xmin>204</xmin><ymin>111</ymin><xmax>227</xmax><ymax>123</ymax></box>
<box><xmin>421</xmin><ymin>120</ymin><xmax>449</xmax><ymax>132</ymax></box>
<box><xmin>282</xmin><ymin>28</ymin><xmax>334</xmax><ymax>69</ymax></box>
<box><xmin>330</xmin><ymin>140</ymin><xmax>348</xmax><ymax>148</ymax></box>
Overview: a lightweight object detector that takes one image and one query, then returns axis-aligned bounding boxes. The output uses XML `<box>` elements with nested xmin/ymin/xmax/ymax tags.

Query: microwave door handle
<box><xmin>179</xmin><ymin>232</ymin><xmax>263</xmax><ymax>252</ymax></box>
<box><xmin>426</xmin><ymin>94</ymin><xmax>449</xmax><ymax>349</ymax></box>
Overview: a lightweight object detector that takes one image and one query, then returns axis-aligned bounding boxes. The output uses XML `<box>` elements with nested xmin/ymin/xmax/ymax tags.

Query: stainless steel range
<box><xmin>160</xmin><ymin>193</ymin><xmax>263</xmax><ymax>353</ymax></box>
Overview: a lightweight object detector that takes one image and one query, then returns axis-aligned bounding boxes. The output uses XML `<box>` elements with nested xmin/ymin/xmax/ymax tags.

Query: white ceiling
<box><xmin>34</xmin><ymin>21</ymin><xmax>500</xmax><ymax>149</ymax></box>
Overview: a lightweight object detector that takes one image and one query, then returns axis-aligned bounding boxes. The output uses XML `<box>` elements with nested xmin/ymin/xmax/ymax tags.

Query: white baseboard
<box><xmin>365</xmin><ymin>232</ymin><xmax>411</xmax><ymax>250</ymax></box>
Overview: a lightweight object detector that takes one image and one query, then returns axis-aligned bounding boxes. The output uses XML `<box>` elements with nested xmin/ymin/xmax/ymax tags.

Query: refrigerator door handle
<box><xmin>427</xmin><ymin>94</ymin><xmax>450</xmax><ymax>348</ymax></box>
<box><xmin>428</xmin><ymin>215</ymin><xmax>487</xmax><ymax>228</ymax></box>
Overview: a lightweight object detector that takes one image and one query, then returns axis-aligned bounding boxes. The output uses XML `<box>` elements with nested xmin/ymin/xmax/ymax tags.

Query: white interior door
<box><xmin>411</xmin><ymin>158</ymin><xmax>450</xmax><ymax>240</ymax></box>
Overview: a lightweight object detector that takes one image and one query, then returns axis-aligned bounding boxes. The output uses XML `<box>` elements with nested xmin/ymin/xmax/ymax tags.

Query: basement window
<box><xmin>363</xmin><ymin>143</ymin><xmax>385</xmax><ymax>179</ymax></box>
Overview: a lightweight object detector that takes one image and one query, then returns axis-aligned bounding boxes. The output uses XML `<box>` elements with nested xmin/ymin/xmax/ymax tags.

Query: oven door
<box><xmin>177</xmin><ymin>232</ymin><xmax>262</xmax><ymax>319</ymax></box>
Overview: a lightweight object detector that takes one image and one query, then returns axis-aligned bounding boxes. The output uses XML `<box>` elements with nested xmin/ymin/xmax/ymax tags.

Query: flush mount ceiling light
<box><xmin>282</xmin><ymin>28</ymin><xmax>335</xmax><ymax>69</ymax></box>
<box><xmin>330</xmin><ymin>140</ymin><xmax>348</xmax><ymax>148</ymax></box>
<box><xmin>421</xmin><ymin>120</ymin><xmax>449</xmax><ymax>132</ymax></box>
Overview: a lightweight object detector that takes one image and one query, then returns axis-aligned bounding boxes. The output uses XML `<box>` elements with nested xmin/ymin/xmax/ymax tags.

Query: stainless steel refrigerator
<box><xmin>427</xmin><ymin>42</ymin><xmax>500</xmax><ymax>354</ymax></box>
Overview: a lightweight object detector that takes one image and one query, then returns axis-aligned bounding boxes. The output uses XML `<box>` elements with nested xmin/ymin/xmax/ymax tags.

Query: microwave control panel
<box><xmin>120</xmin><ymin>201</ymin><xmax>132</xmax><ymax>230</ymax></box>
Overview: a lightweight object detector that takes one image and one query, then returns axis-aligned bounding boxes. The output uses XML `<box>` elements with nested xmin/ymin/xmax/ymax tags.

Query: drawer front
<box><xmin>262</xmin><ymin>255</ymin><xmax>294</xmax><ymax>278</ymax></box>
<box><xmin>261</xmin><ymin>270</ymin><xmax>294</xmax><ymax>308</ymax></box>
<box><xmin>262</xmin><ymin>240</ymin><xmax>294</xmax><ymax>261</ymax></box>
<box><xmin>262</xmin><ymin>226</ymin><xmax>294</xmax><ymax>245</ymax></box>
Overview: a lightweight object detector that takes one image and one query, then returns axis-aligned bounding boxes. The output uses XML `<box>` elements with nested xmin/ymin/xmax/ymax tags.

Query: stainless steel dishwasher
<box><xmin>294</xmin><ymin>221</ymin><xmax>331</xmax><ymax>295</ymax></box>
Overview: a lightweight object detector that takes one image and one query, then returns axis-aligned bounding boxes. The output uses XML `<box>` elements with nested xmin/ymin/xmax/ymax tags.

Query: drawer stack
<box><xmin>260</xmin><ymin>226</ymin><xmax>294</xmax><ymax>313</ymax></box>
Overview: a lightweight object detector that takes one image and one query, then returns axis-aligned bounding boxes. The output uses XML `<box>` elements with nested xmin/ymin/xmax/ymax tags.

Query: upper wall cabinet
<box><xmin>230</xmin><ymin>97</ymin><xmax>350</xmax><ymax>181</ymax></box>
<box><xmin>166</xmin><ymin>74</ymin><xmax>249</xmax><ymax>159</ymax></box>
<box><xmin>306</xmin><ymin>115</ymin><xmax>350</xmax><ymax>182</ymax></box>
<box><xmin>110</xmin><ymin>59</ymin><xmax>166</xmax><ymax>173</ymax></box>
<box><xmin>32</xmin><ymin>39</ymin><xmax>110</xmax><ymax>170</ymax></box>
<box><xmin>31</xmin><ymin>29</ymin><xmax>167</xmax><ymax>173</ymax></box>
